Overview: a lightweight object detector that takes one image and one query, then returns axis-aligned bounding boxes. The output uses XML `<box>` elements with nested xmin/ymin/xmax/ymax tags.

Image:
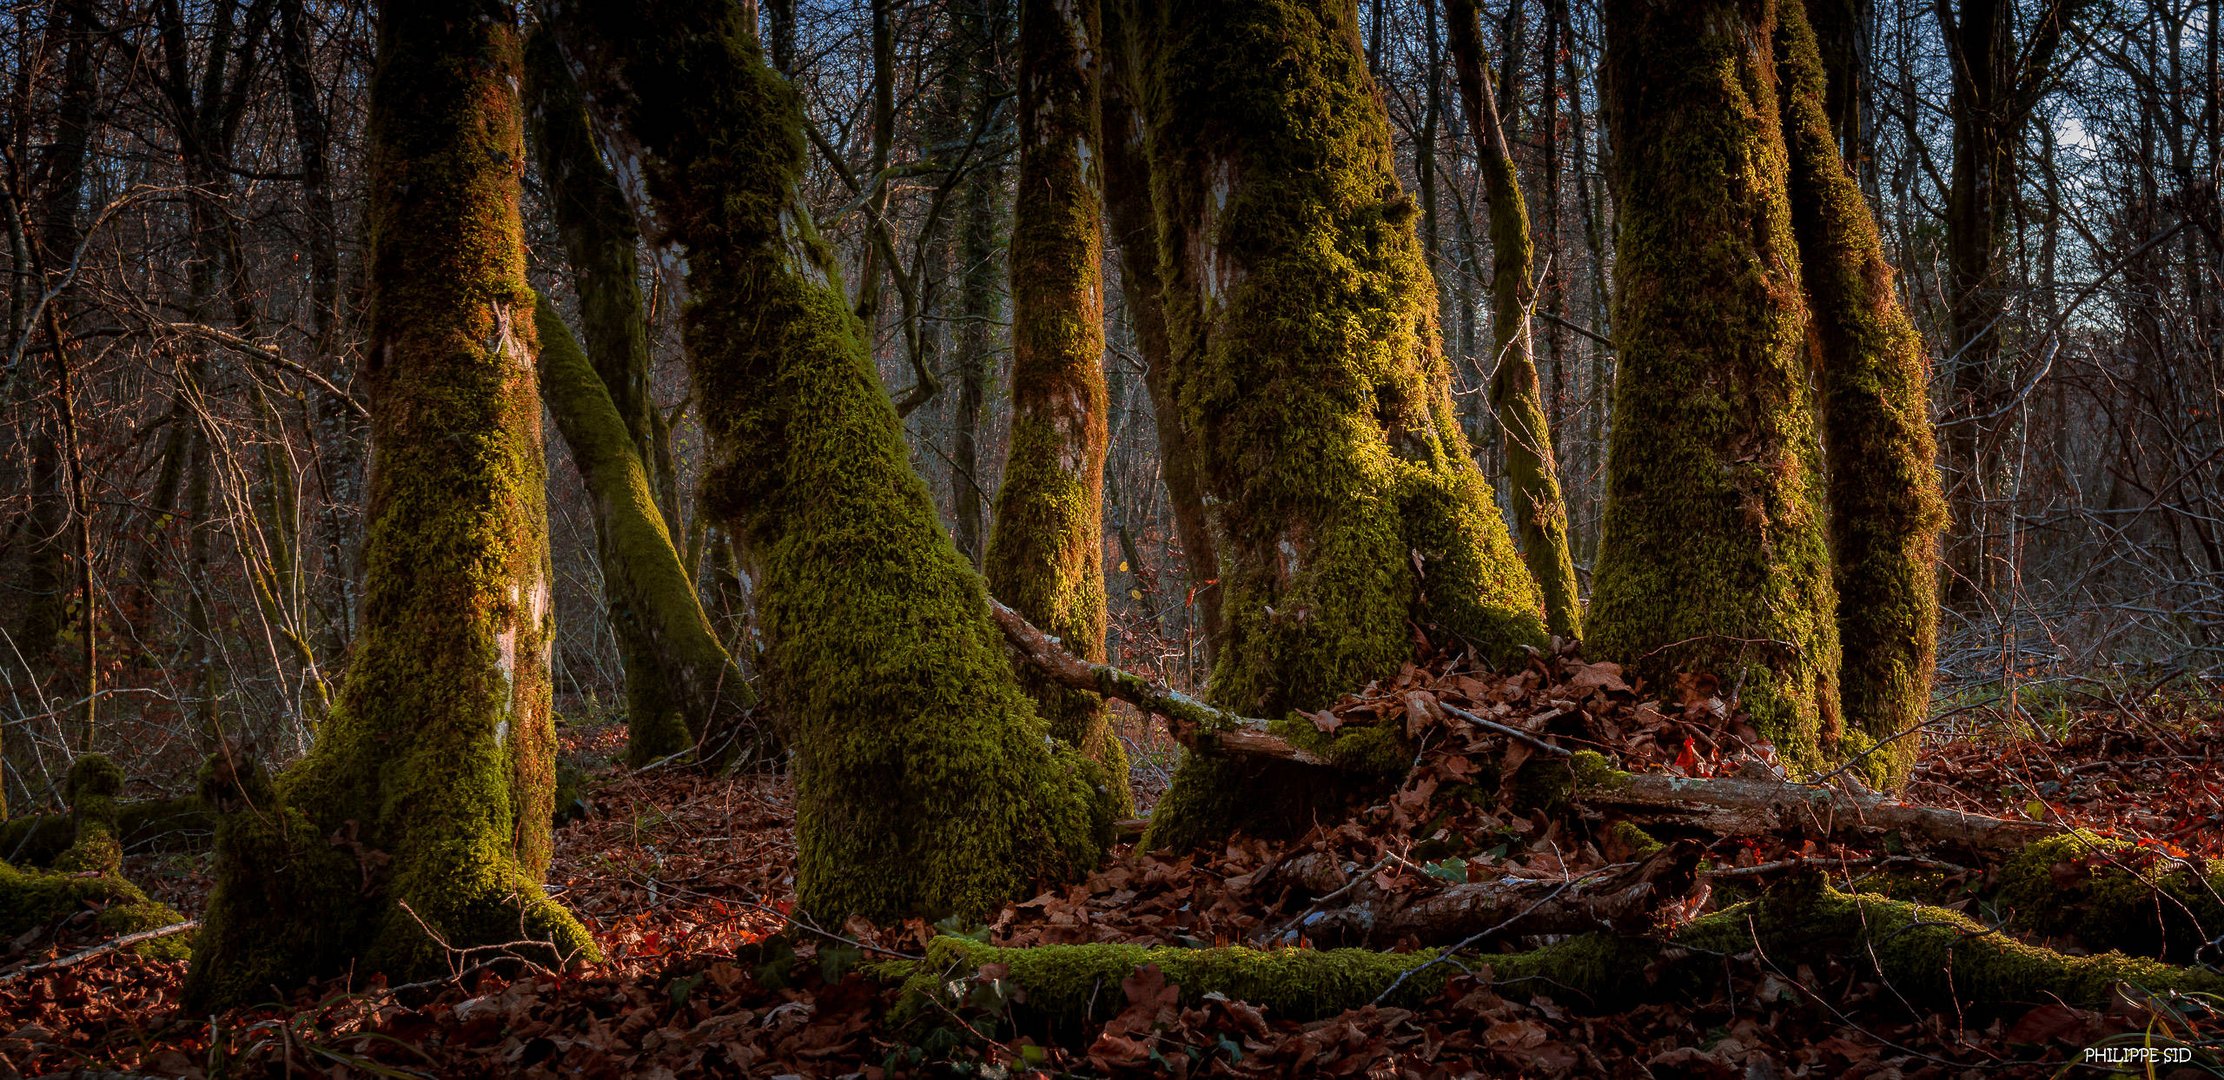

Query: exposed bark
<box><xmin>950</xmin><ymin>0</ymin><xmax>1004</xmax><ymax>567</ymax></box>
<box><xmin>1289</xmin><ymin>839</ymin><xmax>1702</xmax><ymax>947</ymax></box>
<box><xmin>1445</xmin><ymin>0</ymin><xmax>1582</xmax><ymax>640</ymax></box>
<box><xmin>1776</xmin><ymin>0</ymin><xmax>1945</xmax><ymax>790</ymax></box>
<box><xmin>986</xmin><ymin>0</ymin><xmax>1127</xmax><ymax>813</ymax></box>
<box><xmin>1119</xmin><ymin>0</ymin><xmax>1547</xmax><ymax>851</ymax></box>
<box><xmin>1590</xmin><ymin>0</ymin><xmax>1843</xmax><ymax>772</ymax></box>
<box><xmin>556</xmin><ymin>0</ymin><xmax>1112</xmax><ymax>923</ymax></box>
<box><xmin>187</xmin><ymin>1</ymin><xmax>598</xmax><ymax>1009</ymax></box>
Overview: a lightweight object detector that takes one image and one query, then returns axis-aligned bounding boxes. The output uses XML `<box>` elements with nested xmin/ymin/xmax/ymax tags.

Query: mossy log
<box><xmin>1996</xmin><ymin>831</ymin><xmax>2224</xmax><ymax>964</ymax></box>
<box><xmin>1560</xmin><ymin>751</ymin><xmax>2054</xmax><ymax>857</ymax></box>
<box><xmin>896</xmin><ymin>882</ymin><xmax>2222</xmax><ymax>1030</ymax></box>
<box><xmin>555</xmin><ymin>0</ymin><xmax>1111</xmax><ymax>923</ymax></box>
<box><xmin>186</xmin><ymin>1</ymin><xmax>597</xmax><ymax>1010</ymax></box>
<box><xmin>985</xmin><ymin>0</ymin><xmax>1128</xmax><ymax>815</ymax></box>
<box><xmin>1120</xmin><ymin>0</ymin><xmax>1547</xmax><ymax>851</ymax></box>
<box><xmin>1288</xmin><ymin>839</ymin><xmax>1702</xmax><ymax>947</ymax></box>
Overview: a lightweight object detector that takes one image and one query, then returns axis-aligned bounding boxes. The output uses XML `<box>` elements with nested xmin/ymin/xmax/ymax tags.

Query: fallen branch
<box><xmin>1568</xmin><ymin>756</ymin><xmax>2057</xmax><ymax>857</ymax></box>
<box><xmin>0</xmin><ymin>921</ymin><xmax>199</xmax><ymax>985</ymax></box>
<box><xmin>1290</xmin><ymin>840</ymin><xmax>1702</xmax><ymax>947</ymax></box>
<box><xmin>989</xmin><ymin>599</ymin><xmax>1326</xmax><ymax>765</ymax></box>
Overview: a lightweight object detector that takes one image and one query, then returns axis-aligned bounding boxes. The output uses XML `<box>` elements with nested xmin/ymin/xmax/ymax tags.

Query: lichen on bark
<box><xmin>985</xmin><ymin>0</ymin><xmax>1129</xmax><ymax>816</ymax></box>
<box><xmin>554</xmin><ymin>0</ymin><xmax>1111</xmax><ymax>923</ymax></box>
<box><xmin>1588</xmin><ymin>0</ymin><xmax>1843</xmax><ymax>774</ymax></box>
<box><xmin>1118</xmin><ymin>0</ymin><xmax>1547</xmax><ymax>850</ymax></box>
<box><xmin>185</xmin><ymin>1</ymin><xmax>596</xmax><ymax>1010</ymax></box>
<box><xmin>1775</xmin><ymin>0</ymin><xmax>1945</xmax><ymax>790</ymax></box>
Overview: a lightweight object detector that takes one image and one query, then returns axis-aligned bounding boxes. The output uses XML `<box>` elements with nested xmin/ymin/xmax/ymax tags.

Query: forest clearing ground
<box><xmin>2</xmin><ymin>670</ymin><xmax>2220</xmax><ymax>1078</ymax></box>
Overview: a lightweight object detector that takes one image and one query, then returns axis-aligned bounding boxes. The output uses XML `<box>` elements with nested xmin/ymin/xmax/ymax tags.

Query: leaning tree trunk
<box><xmin>1588</xmin><ymin>0</ymin><xmax>1844</xmax><ymax>771</ymax></box>
<box><xmin>1776</xmin><ymin>0</ymin><xmax>1944</xmax><ymax>789</ymax></box>
<box><xmin>556</xmin><ymin>0</ymin><xmax>1112</xmax><ymax>923</ymax></box>
<box><xmin>1445</xmin><ymin>0</ymin><xmax>1582</xmax><ymax>641</ymax></box>
<box><xmin>984</xmin><ymin>0</ymin><xmax>1129</xmax><ymax>815</ymax></box>
<box><xmin>185</xmin><ymin>0</ymin><xmax>597</xmax><ymax>1010</ymax></box>
<box><xmin>532</xmin><ymin>297</ymin><xmax>758</xmax><ymax>767</ymax></box>
<box><xmin>1098</xmin><ymin>3</ymin><xmax>1224</xmax><ymax>664</ymax></box>
<box><xmin>1120</xmin><ymin>0</ymin><xmax>1547</xmax><ymax>850</ymax></box>
<box><xmin>523</xmin><ymin>31</ymin><xmax>754</xmax><ymax>768</ymax></box>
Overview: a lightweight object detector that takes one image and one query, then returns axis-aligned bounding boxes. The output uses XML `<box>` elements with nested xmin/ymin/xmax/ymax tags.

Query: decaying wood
<box><xmin>1269</xmin><ymin>841</ymin><xmax>1702</xmax><ymax>947</ymax></box>
<box><xmin>989</xmin><ymin>598</ymin><xmax>1326</xmax><ymax>765</ymax></box>
<box><xmin>1575</xmin><ymin>770</ymin><xmax>2057</xmax><ymax>856</ymax></box>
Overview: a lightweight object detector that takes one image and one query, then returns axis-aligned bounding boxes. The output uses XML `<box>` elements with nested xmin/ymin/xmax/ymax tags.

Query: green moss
<box><xmin>895</xmin><ymin>935</ymin><xmax>1455</xmax><ymax>1026</ymax></box>
<box><xmin>1607</xmin><ymin>820</ymin><xmax>1665</xmax><ymax>857</ymax></box>
<box><xmin>1589</xmin><ymin>0</ymin><xmax>1842</xmax><ymax>775</ymax></box>
<box><xmin>1446</xmin><ymin>0</ymin><xmax>1582</xmax><ymax>640</ymax></box>
<box><xmin>188</xmin><ymin>2</ymin><xmax>596</xmax><ymax>1011</ymax></box>
<box><xmin>1775</xmin><ymin>3</ymin><xmax>1944</xmax><ymax>792</ymax></box>
<box><xmin>0</xmin><ymin>796</ymin><xmax>211</xmax><ymax>867</ymax></box>
<box><xmin>1996</xmin><ymin>831</ymin><xmax>2224</xmax><ymax>964</ymax></box>
<box><xmin>983</xmin><ymin>0</ymin><xmax>1124</xmax><ymax>809</ymax></box>
<box><xmin>1695</xmin><ymin>880</ymin><xmax>2224</xmax><ymax>1008</ymax></box>
<box><xmin>1128</xmin><ymin>0</ymin><xmax>1546</xmax><ymax>849</ymax></box>
<box><xmin>534</xmin><ymin>296</ymin><xmax>758</xmax><ymax>767</ymax></box>
<box><xmin>0</xmin><ymin>859</ymin><xmax>188</xmax><ymax>959</ymax></box>
<box><xmin>560</xmin><ymin>0</ymin><xmax>1109</xmax><ymax>923</ymax></box>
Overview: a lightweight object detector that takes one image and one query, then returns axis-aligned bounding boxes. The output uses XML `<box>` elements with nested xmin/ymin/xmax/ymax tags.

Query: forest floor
<box><xmin>3</xmin><ymin>658</ymin><xmax>2221</xmax><ymax>1078</ymax></box>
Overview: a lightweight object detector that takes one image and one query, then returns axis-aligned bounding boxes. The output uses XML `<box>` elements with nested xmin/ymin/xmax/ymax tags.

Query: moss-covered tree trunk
<box><xmin>185</xmin><ymin>1</ymin><xmax>596</xmax><ymax>1009</ymax></box>
<box><xmin>531</xmin><ymin>296</ymin><xmax>758</xmax><ymax>767</ymax></box>
<box><xmin>523</xmin><ymin>33</ymin><xmax>754</xmax><ymax>768</ymax></box>
<box><xmin>555</xmin><ymin>0</ymin><xmax>1111</xmax><ymax>922</ymax></box>
<box><xmin>1445</xmin><ymin>0</ymin><xmax>1581</xmax><ymax>641</ymax></box>
<box><xmin>1099</xmin><ymin>0</ymin><xmax>1224</xmax><ymax>665</ymax></box>
<box><xmin>1121</xmin><ymin>0</ymin><xmax>1547</xmax><ymax>849</ymax></box>
<box><xmin>1776</xmin><ymin>0</ymin><xmax>1944</xmax><ymax>789</ymax></box>
<box><xmin>985</xmin><ymin>0</ymin><xmax>1130</xmax><ymax>815</ymax></box>
<box><xmin>1588</xmin><ymin>0</ymin><xmax>1843</xmax><ymax>772</ymax></box>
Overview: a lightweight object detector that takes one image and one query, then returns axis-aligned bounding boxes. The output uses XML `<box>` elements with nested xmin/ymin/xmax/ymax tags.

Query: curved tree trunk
<box><xmin>523</xmin><ymin>32</ymin><xmax>754</xmax><ymax>768</ymax></box>
<box><xmin>1119</xmin><ymin>0</ymin><xmax>1547</xmax><ymax>850</ymax></box>
<box><xmin>186</xmin><ymin>0</ymin><xmax>597</xmax><ymax>1009</ymax></box>
<box><xmin>1776</xmin><ymin>0</ymin><xmax>1944</xmax><ymax>789</ymax></box>
<box><xmin>1589</xmin><ymin>0</ymin><xmax>1843</xmax><ymax>771</ymax></box>
<box><xmin>556</xmin><ymin>0</ymin><xmax>1112</xmax><ymax>923</ymax></box>
<box><xmin>531</xmin><ymin>296</ymin><xmax>758</xmax><ymax>768</ymax></box>
<box><xmin>1098</xmin><ymin>3</ymin><xmax>1224</xmax><ymax>666</ymax></box>
<box><xmin>985</xmin><ymin>0</ymin><xmax>1129</xmax><ymax>815</ymax></box>
<box><xmin>1445</xmin><ymin>0</ymin><xmax>1582</xmax><ymax>641</ymax></box>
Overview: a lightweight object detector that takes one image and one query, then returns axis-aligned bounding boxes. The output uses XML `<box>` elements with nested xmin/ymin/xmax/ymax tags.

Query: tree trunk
<box><xmin>1119</xmin><ymin>0</ymin><xmax>1547</xmax><ymax>850</ymax></box>
<box><xmin>1776</xmin><ymin>0</ymin><xmax>1944</xmax><ymax>789</ymax></box>
<box><xmin>557</xmin><ymin>0</ymin><xmax>1111</xmax><ymax>923</ymax></box>
<box><xmin>524</xmin><ymin>31</ymin><xmax>751</xmax><ymax>768</ymax></box>
<box><xmin>533</xmin><ymin>297</ymin><xmax>759</xmax><ymax>767</ymax></box>
<box><xmin>1098</xmin><ymin>2</ymin><xmax>1223</xmax><ymax>664</ymax></box>
<box><xmin>1446</xmin><ymin>0</ymin><xmax>1582</xmax><ymax>640</ymax></box>
<box><xmin>187</xmin><ymin>0</ymin><xmax>597</xmax><ymax>1009</ymax></box>
<box><xmin>1589</xmin><ymin>0</ymin><xmax>1843</xmax><ymax>771</ymax></box>
<box><xmin>985</xmin><ymin>0</ymin><xmax>1128</xmax><ymax>814</ymax></box>
<box><xmin>950</xmin><ymin>0</ymin><xmax>1003</xmax><ymax>568</ymax></box>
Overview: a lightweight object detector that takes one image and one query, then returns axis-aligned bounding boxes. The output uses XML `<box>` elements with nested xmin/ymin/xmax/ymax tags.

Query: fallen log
<box><xmin>1287</xmin><ymin>840</ymin><xmax>1703</xmax><ymax>947</ymax></box>
<box><xmin>895</xmin><ymin>882</ymin><xmax>2224</xmax><ymax>1029</ymax></box>
<box><xmin>1561</xmin><ymin>752</ymin><xmax>2056</xmax><ymax>857</ymax></box>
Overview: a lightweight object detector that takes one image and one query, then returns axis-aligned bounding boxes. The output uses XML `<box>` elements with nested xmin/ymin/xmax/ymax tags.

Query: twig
<box><xmin>0</xmin><ymin>921</ymin><xmax>199</xmax><ymax>984</ymax></box>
